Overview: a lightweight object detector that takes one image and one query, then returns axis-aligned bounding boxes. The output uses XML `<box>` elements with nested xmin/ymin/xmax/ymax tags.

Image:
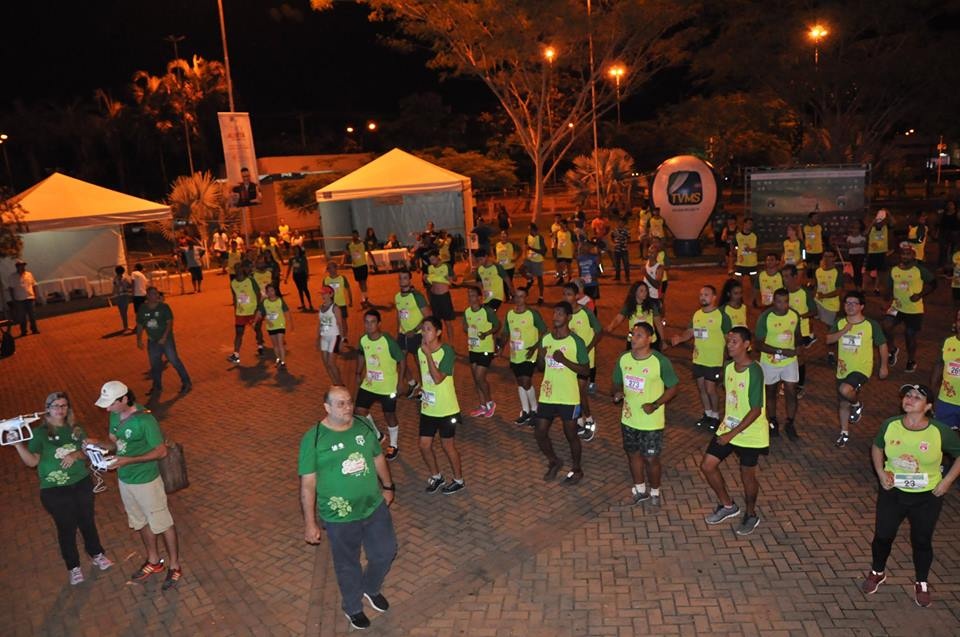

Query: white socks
<box><xmin>525</xmin><ymin>387</ymin><xmax>538</xmax><ymax>412</ymax></box>
<box><xmin>388</xmin><ymin>426</ymin><xmax>399</xmax><ymax>447</ymax></box>
<box><xmin>518</xmin><ymin>387</ymin><xmax>530</xmax><ymax>413</ymax></box>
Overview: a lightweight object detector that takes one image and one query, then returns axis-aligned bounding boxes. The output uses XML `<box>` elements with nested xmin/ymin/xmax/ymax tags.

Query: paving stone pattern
<box><xmin>1</xmin><ymin>262</ymin><xmax>959</xmax><ymax>636</ymax></box>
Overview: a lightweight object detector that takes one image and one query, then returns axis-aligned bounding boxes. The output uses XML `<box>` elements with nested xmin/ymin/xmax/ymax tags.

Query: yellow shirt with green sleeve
<box><xmin>427</xmin><ymin>264</ymin><xmax>451</xmax><ymax>286</ymax></box>
<box><xmin>395</xmin><ymin>289</ymin><xmax>428</xmax><ymax>333</ymax></box>
<box><xmin>721</xmin><ymin>303</ymin><xmax>747</xmax><ymax>329</ymax></box>
<box><xmin>868</xmin><ymin>224</ymin><xmax>889</xmax><ymax>254</ymax></box>
<box><xmin>937</xmin><ymin>335</ymin><xmax>960</xmax><ymax>406</ymax></box>
<box><xmin>109</xmin><ymin>406</ymin><xmax>164</xmax><ymax>485</ymax></box>
<box><xmin>477</xmin><ymin>263</ymin><xmax>507</xmax><ymax>303</ymax></box>
<box><xmin>464</xmin><ymin>305</ymin><xmax>499</xmax><ymax>353</ymax></box>
<box><xmin>887</xmin><ymin>263</ymin><xmax>934</xmax><ymax>314</ymax></box>
<box><xmin>506</xmin><ymin>308</ymin><xmax>546</xmax><ymax>363</ymax></box>
<box><xmin>569</xmin><ymin>307</ymin><xmax>602</xmax><ymax>368</ymax></box>
<box><xmin>717</xmin><ymin>361</ymin><xmax>769</xmax><ymax>448</ymax></box>
<box><xmin>323</xmin><ymin>274</ymin><xmax>348</xmax><ymax>307</ymax></box>
<box><xmin>802</xmin><ymin>224</ymin><xmax>823</xmax><ymax>254</ymax></box>
<box><xmin>418</xmin><ymin>343</ymin><xmax>459</xmax><ymax>417</ymax></box>
<box><xmin>252</xmin><ymin>268</ymin><xmax>274</xmax><ymax>297</ymax></box>
<box><xmin>359</xmin><ymin>333</ymin><xmax>403</xmax><ymax>396</ymax></box>
<box><xmin>691</xmin><ymin>308</ymin><xmax>733</xmax><ymax>367</ymax></box>
<box><xmin>539</xmin><ymin>332</ymin><xmax>588</xmax><ymax>405</ymax></box>
<box><xmin>735</xmin><ymin>232</ymin><xmax>758</xmax><ymax>267</ymax></box>
<box><xmin>755</xmin><ymin>308</ymin><xmax>800</xmax><ymax>367</ymax></box>
<box><xmin>556</xmin><ymin>230</ymin><xmax>574</xmax><ymax>259</ymax></box>
<box><xmin>907</xmin><ymin>223</ymin><xmax>927</xmax><ymax>260</ymax></box>
<box><xmin>620</xmin><ymin>304</ymin><xmax>659</xmax><ymax>344</ymax></box>
<box><xmin>347</xmin><ymin>240</ymin><xmax>367</xmax><ymax>268</ymax></box>
<box><xmin>231</xmin><ymin>277</ymin><xmax>260</xmax><ymax>316</ymax></box>
<box><xmin>757</xmin><ymin>271</ymin><xmax>783</xmax><ymax>306</ymax></box>
<box><xmin>832</xmin><ymin>316</ymin><xmax>885</xmax><ymax>379</ymax></box>
<box><xmin>787</xmin><ymin>287</ymin><xmax>815</xmax><ymax>337</ymax></box>
<box><xmin>874</xmin><ymin>417</ymin><xmax>960</xmax><ymax>493</ymax></box>
<box><xmin>525</xmin><ymin>234</ymin><xmax>545</xmax><ymax>263</ymax></box>
<box><xmin>782</xmin><ymin>239</ymin><xmax>802</xmax><ymax>265</ymax></box>
<box><xmin>612</xmin><ymin>350</ymin><xmax>678</xmax><ymax>431</ymax></box>
<box><xmin>495</xmin><ymin>241</ymin><xmax>517</xmax><ymax>270</ymax></box>
<box><xmin>261</xmin><ymin>297</ymin><xmax>289</xmax><ymax>330</ymax></box>
<box><xmin>27</xmin><ymin>425</ymin><xmax>89</xmax><ymax>489</ymax></box>
<box><xmin>815</xmin><ymin>266</ymin><xmax>844</xmax><ymax>312</ymax></box>
<box><xmin>297</xmin><ymin>416</ymin><xmax>384</xmax><ymax>523</ymax></box>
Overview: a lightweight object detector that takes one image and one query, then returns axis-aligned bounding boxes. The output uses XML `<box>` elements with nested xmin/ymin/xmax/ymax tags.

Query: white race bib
<box><xmin>841</xmin><ymin>333</ymin><xmax>862</xmax><ymax>350</ymax></box>
<box><xmin>366</xmin><ymin>370</ymin><xmax>384</xmax><ymax>382</ymax></box>
<box><xmin>762</xmin><ymin>292</ymin><xmax>773</xmax><ymax>305</ymax></box>
<box><xmin>693</xmin><ymin>327</ymin><xmax>708</xmax><ymax>340</ymax></box>
<box><xmin>267</xmin><ymin>312</ymin><xmax>279</xmax><ymax>321</ymax></box>
<box><xmin>949</xmin><ymin>361</ymin><xmax>960</xmax><ymax>377</ymax></box>
<box><xmin>893</xmin><ymin>473</ymin><xmax>928</xmax><ymax>489</ymax></box>
<box><xmin>511</xmin><ymin>340</ymin><xmax>524</xmax><ymax>352</ymax></box>
<box><xmin>399</xmin><ymin>309</ymin><xmax>410</xmax><ymax>322</ymax></box>
<box><xmin>625</xmin><ymin>375</ymin><xmax>645</xmax><ymax>393</ymax></box>
<box><xmin>420</xmin><ymin>389</ymin><xmax>436</xmax><ymax>406</ymax></box>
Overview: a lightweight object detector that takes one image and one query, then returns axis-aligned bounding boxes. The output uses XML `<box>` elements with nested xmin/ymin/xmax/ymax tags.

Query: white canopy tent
<box><xmin>1</xmin><ymin>173</ymin><xmax>171</xmax><ymax>296</ymax></box>
<box><xmin>315</xmin><ymin>148</ymin><xmax>474</xmax><ymax>254</ymax></box>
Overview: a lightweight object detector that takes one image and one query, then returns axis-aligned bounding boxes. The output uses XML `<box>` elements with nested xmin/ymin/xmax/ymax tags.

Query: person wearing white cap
<box><xmin>8</xmin><ymin>259</ymin><xmax>39</xmax><ymax>336</ymax></box>
<box><xmin>89</xmin><ymin>381</ymin><xmax>182</xmax><ymax>589</ymax></box>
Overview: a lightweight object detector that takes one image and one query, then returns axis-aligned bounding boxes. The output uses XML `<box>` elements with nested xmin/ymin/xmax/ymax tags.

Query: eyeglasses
<box><xmin>49</xmin><ymin>402</ymin><xmax>69</xmax><ymax>410</ymax></box>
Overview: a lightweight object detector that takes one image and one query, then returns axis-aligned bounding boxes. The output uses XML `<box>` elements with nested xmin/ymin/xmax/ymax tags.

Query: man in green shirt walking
<box><xmin>92</xmin><ymin>380</ymin><xmax>182</xmax><ymax>589</ymax></box>
<box><xmin>299</xmin><ymin>385</ymin><xmax>397</xmax><ymax>631</ymax></box>
<box><xmin>355</xmin><ymin>310</ymin><xmax>404</xmax><ymax>461</ymax></box>
<box><xmin>136</xmin><ymin>286</ymin><xmax>192</xmax><ymax>398</ymax></box>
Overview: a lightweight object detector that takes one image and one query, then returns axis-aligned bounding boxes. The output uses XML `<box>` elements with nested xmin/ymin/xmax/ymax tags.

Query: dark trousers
<box><xmin>613</xmin><ymin>251</ymin><xmax>630</xmax><ymax>281</ymax></box>
<box><xmin>871</xmin><ymin>487</ymin><xmax>943</xmax><ymax>582</ymax></box>
<box><xmin>849</xmin><ymin>254</ymin><xmax>865</xmax><ymax>289</ymax></box>
<box><xmin>323</xmin><ymin>502</ymin><xmax>397</xmax><ymax>615</ymax></box>
<box><xmin>132</xmin><ymin>295</ymin><xmax>147</xmax><ymax>313</ymax></box>
<box><xmin>292</xmin><ymin>271</ymin><xmax>312</xmax><ymax>307</ymax></box>
<box><xmin>39</xmin><ymin>477</ymin><xmax>105</xmax><ymax>570</ymax></box>
<box><xmin>147</xmin><ymin>334</ymin><xmax>192</xmax><ymax>390</ymax></box>
<box><xmin>14</xmin><ymin>298</ymin><xmax>38</xmax><ymax>335</ymax></box>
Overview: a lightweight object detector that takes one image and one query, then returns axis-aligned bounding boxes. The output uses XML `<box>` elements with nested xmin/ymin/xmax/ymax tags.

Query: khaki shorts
<box><xmin>119</xmin><ymin>476</ymin><xmax>174</xmax><ymax>533</ymax></box>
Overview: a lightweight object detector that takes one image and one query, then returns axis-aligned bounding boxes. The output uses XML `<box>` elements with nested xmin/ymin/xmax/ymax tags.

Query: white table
<box><xmin>36</xmin><ymin>279</ymin><xmax>66</xmax><ymax>304</ymax></box>
<box><xmin>149</xmin><ymin>270</ymin><xmax>170</xmax><ymax>292</ymax></box>
<box><xmin>369</xmin><ymin>249</ymin><xmax>409</xmax><ymax>271</ymax></box>
<box><xmin>62</xmin><ymin>276</ymin><xmax>92</xmax><ymax>299</ymax></box>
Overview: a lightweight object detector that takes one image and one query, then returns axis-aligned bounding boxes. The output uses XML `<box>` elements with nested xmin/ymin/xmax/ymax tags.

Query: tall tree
<box><xmin>315</xmin><ymin>0</ymin><xmax>694</xmax><ymax>218</ymax></box>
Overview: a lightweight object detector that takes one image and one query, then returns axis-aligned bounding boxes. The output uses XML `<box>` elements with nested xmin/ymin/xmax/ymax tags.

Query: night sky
<box><xmin>1</xmin><ymin>1</ymin><xmax>492</xmax><ymax>119</ymax></box>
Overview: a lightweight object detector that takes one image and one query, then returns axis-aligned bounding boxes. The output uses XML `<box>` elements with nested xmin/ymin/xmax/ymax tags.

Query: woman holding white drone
<box><xmin>10</xmin><ymin>391</ymin><xmax>113</xmax><ymax>585</ymax></box>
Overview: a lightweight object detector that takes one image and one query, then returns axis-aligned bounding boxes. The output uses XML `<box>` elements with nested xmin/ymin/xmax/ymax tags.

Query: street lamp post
<box><xmin>607</xmin><ymin>65</ymin><xmax>626</xmax><ymax>125</ymax></box>
<box><xmin>217</xmin><ymin>0</ymin><xmax>236</xmax><ymax>111</ymax></box>
<box><xmin>586</xmin><ymin>0</ymin><xmax>602</xmax><ymax>214</ymax></box>
<box><xmin>808</xmin><ymin>24</ymin><xmax>828</xmax><ymax>67</ymax></box>
<box><xmin>0</xmin><ymin>134</ymin><xmax>11</xmax><ymax>189</ymax></box>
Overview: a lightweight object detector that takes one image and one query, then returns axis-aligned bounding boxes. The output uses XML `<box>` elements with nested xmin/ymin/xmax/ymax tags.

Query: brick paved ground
<box><xmin>2</xmin><ymin>256</ymin><xmax>960</xmax><ymax>636</ymax></box>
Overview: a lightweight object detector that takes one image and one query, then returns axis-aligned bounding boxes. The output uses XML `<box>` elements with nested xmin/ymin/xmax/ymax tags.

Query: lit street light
<box><xmin>0</xmin><ymin>133</ymin><xmax>12</xmax><ymax>189</ymax></box>
<box><xmin>543</xmin><ymin>46</ymin><xmax>556</xmax><ymax>64</ymax></box>
<box><xmin>367</xmin><ymin>122</ymin><xmax>377</xmax><ymax>132</ymax></box>
<box><xmin>346</xmin><ymin>126</ymin><xmax>355</xmax><ymax>134</ymax></box>
<box><xmin>607</xmin><ymin>64</ymin><xmax>626</xmax><ymax>125</ymax></box>
<box><xmin>808</xmin><ymin>23</ymin><xmax>828</xmax><ymax>67</ymax></box>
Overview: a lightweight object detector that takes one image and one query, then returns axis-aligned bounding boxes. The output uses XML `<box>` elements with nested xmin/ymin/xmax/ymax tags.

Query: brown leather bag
<box><xmin>158</xmin><ymin>441</ymin><xmax>189</xmax><ymax>494</ymax></box>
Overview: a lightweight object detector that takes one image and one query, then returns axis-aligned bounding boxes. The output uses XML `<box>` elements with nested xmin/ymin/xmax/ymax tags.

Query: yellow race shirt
<box><xmin>735</xmin><ymin>232</ymin><xmax>758</xmax><ymax>267</ymax></box>
<box><xmin>495</xmin><ymin>241</ymin><xmax>517</xmax><ymax>270</ymax></box>
<box><xmin>464</xmin><ymin>305</ymin><xmax>498</xmax><ymax>353</ymax></box>
<box><xmin>938</xmin><ymin>336</ymin><xmax>960</xmax><ymax>406</ymax></box>
<box><xmin>888</xmin><ymin>263</ymin><xmax>934</xmax><ymax>314</ymax></box>
<box><xmin>787</xmin><ymin>287</ymin><xmax>815</xmax><ymax>337</ymax></box>
<box><xmin>261</xmin><ymin>297</ymin><xmax>288</xmax><ymax>330</ymax></box>
<box><xmin>802</xmin><ymin>224</ymin><xmax>823</xmax><ymax>254</ymax></box>
<box><xmin>721</xmin><ymin>303</ymin><xmax>747</xmax><ymax>328</ymax></box>
<box><xmin>833</xmin><ymin>317</ymin><xmax>885</xmax><ymax>379</ymax></box>
<box><xmin>525</xmin><ymin>234</ymin><xmax>545</xmax><ymax>263</ymax></box>
<box><xmin>395</xmin><ymin>290</ymin><xmax>428</xmax><ymax>333</ymax></box>
<box><xmin>359</xmin><ymin>333</ymin><xmax>403</xmax><ymax>396</ymax></box>
<box><xmin>868</xmin><ymin>224</ymin><xmax>889</xmax><ymax>254</ymax></box>
<box><xmin>815</xmin><ymin>266</ymin><xmax>843</xmax><ymax>313</ymax></box>
<box><xmin>783</xmin><ymin>239</ymin><xmax>802</xmax><ymax>265</ymax></box>
<box><xmin>691</xmin><ymin>308</ymin><xmax>733</xmax><ymax>367</ymax></box>
<box><xmin>539</xmin><ymin>332</ymin><xmax>589</xmax><ymax>406</ymax></box>
<box><xmin>231</xmin><ymin>277</ymin><xmax>259</xmax><ymax>316</ymax></box>
<box><xmin>875</xmin><ymin>417</ymin><xmax>960</xmax><ymax>493</ymax></box>
<box><xmin>418</xmin><ymin>344</ymin><xmax>459</xmax><ymax>417</ymax></box>
<box><xmin>477</xmin><ymin>264</ymin><xmax>507</xmax><ymax>303</ymax></box>
<box><xmin>612</xmin><ymin>350</ymin><xmax>678</xmax><ymax>431</ymax></box>
<box><xmin>506</xmin><ymin>308</ymin><xmax>547</xmax><ymax>364</ymax></box>
<box><xmin>755</xmin><ymin>308</ymin><xmax>800</xmax><ymax>367</ymax></box>
<box><xmin>717</xmin><ymin>361</ymin><xmax>769</xmax><ymax>449</ymax></box>
<box><xmin>347</xmin><ymin>240</ymin><xmax>367</xmax><ymax>268</ymax></box>
<box><xmin>569</xmin><ymin>307</ymin><xmax>602</xmax><ymax>368</ymax></box>
<box><xmin>556</xmin><ymin>230</ymin><xmax>574</xmax><ymax>259</ymax></box>
<box><xmin>757</xmin><ymin>271</ymin><xmax>783</xmax><ymax>307</ymax></box>
<box><xmin>323</xmin><ymin>274</ymin><xmax>348</xmax><ymax>307</ymax></box>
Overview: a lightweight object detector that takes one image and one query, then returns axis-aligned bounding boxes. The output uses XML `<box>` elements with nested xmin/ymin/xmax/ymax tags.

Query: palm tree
<box><xmin>564</xmin><ymin>148</ymin><xmax>635</xmax><ymax>212</ymax></box>
<box><xmin>153</xmin><ymin>171</ymin><xmax>239</xmax><ymax>242</ymax></box>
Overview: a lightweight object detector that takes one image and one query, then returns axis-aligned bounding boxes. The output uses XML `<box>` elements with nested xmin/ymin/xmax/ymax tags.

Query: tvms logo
<box><xmin>668</xmin><ymin>171</ymin><xmax>702</xmax><ymax>205</ymax></box>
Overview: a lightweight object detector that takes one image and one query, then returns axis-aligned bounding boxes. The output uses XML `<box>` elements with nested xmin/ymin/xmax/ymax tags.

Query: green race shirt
<box><xmin>787</xmin><ymin>287</ymin><xmax>815</xmax><ymax>337</ymax></box>
<box><xmin>612</xmin><ymin>350</ymin><xmax>678</xmax><ymax>431</ymax></box>
<box><xmin>539</xmin><ymin>332</ymin><xmax>588</xmax><ymax>406</ymax></box>
<box><xmin>297</xmin><ymin>417</ymin><xmax>384</xmax><ymax>523</ymax></box>
<box><xmin>937</xmin><ymin>335</ymin><xmax>960</xmax><ymax>406</ymax></box>
<box><xmin>569</xmin><ymin>307</ymin><xmax>602</xmax><ymax>368</ymax></box>
<box><xmin>261</xmin><ymin>297</ymin><xmax>289</xmax><ymax>330</ymax></box>
<box><xmin>875</xmin><ymin>417</ymin><xmax>960</xmax><ymax>493</ymax></box>
<box><xmin>757</xmin><ymin>271</ymin><xmax>783</xmax><ymax>306</ymax></box>
<box><xmin>721</xmin><ymin>303</ymin><xmax>747</xmax><ymax>329</ymax></box>
<box><xmin>395</xmin><ymin>290</ymin><xmax>428</xmax><ymax>333</ymax></box>
<box><xmin>136</xmin><ymin>302</ymin><xmax>173</xmax><ymax>342</ymax></box>
<box><xmin>418</xmin><ymin>343</ymin><xmax>459</xmax><ymax>417</ymax></box>
<box><xmin>833</xmin><ymin>317</ymin><xmax>885</xmax><ymax>379</ymax></box>
<box><xmin>755</xmin><ymin>308</ymin><xmax>801</xmax><ymax>367</ymax></box>
<box><xmin>323</xmin><ymin>275</ymin><xmax>348</xmax><ymax>307</ymax></box>
<box><xmin>359</xmin><ymin>333</ymin><xmax>403</xmax><ymax>396</ymax></box>
<box><xmin>506</xmin><ymin>308</ymin><xmax>547</xmax><ymax>363</ymax></box>
<box><xmin>109</xmin><ymin>407</ymin><xmax>164</xmax><ymax>485</ymax></box>
<box><xmin>718</xmin><ymin>361</ymin><xmax>769</xmax><ymax>449</ymax></box>
<box><xmin>27</xmin><ymin>424</ymin><xmax>89</xmax><ymax>489</ymax></box>
<box><xmin>464</xmin><ymin>305</ymin><xmax>499</xmax><ymax>353</ymax></box>
<box><xmin>887</xmin><ymin>263</ymin><xmax>934</xmax><ymax>314</ymax></box>
<box><xmin>815</xmin><ymin>266</ymin><xmax>844</xmax><ymax>312</ymax></box>
<box><xmin>691</xmin><ymin>308</ymin><xmax>732</xmax><ymax>367</ymax></box>
<box><xmin>477</xmin><ymin>263</ymin><xmax>507</xmax><ymax>303</ymax></box>
<box><xmin>231</xmin><ymin>277</ymin><xmax>260</xmax><ymax>316</ymax></box>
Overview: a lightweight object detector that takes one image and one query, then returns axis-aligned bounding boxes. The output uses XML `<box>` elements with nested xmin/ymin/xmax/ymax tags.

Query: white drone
<box><xmin>0</xmin><ymin>412</ymin><xmax>45</xmax><ymax>446</ymax></box>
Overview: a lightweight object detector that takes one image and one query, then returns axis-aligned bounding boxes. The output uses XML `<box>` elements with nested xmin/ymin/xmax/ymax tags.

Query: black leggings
<box><xmin>849</xmin><ymin>254</ymin><xmax>865</xmax><ymax>289</ymax></box>
<box><xmin>292</xmin><ymin>271</ymin><xmax>312</xmax><ymax>307</ymax></box>
<box><xmin>39</xmin><ymin>477</ymin><xmax>105</xmax><ymax>570</ymax></box>
<box><xmin>871</xmin><ymin>487</ymin><xmax>943</xmax><ymax>582</ymax></box>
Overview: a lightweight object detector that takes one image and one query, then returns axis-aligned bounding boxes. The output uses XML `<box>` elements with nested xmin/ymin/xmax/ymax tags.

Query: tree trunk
<box><xmin>532</xmin><ymin>149</ymin><xmax>544</xmax><ymax>223</ymax></box>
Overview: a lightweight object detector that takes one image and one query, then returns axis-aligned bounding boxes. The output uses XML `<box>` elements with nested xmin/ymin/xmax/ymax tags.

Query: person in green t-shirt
<box><xmin>370</xmin><ymin>270</ymin><xmax>433</xmax><ymax>399</ymax></box>
<box><xmin>534</xmin><ymin>302</ymin><xmax>590</xmax><ymax>484</ymax></box>
<box><xmin>930</xmin><ymin>309</ymin><xmax>960</xmax><ymax>430</ymax></box>
<box><xmin>10</xmin><ymin>391</ymin><xmax>112</xmax><ymax>585</ymax></box>
<box><xmin>228</xmin><ymin>260</ymin><xmax>265</xmax><ymax>364</ymax></box>
<box><xmin>562</xmin><ymin>283</ymin><xmax>603</xmax><ymax>442</ymax></box>
<box><xmin>355</xmin><ymin>310</ymin><xmax>404</xmax><ymax>461</ymax></box>
<box><xmin>259</xmin><ymin>283</ymin><xmax>293</xmax><ymax>369</ymax></box>
<box><xmin>499</xmin><ymin>287</ymin><xmax>547</xmax><ymax>425</ymax></box>
<box><xmin>299</xmin><ymin>385</ymin><xmax>397</xmax><ymax>630</ymax></box>
<box><xmin>417</xmin><ymin>316</ymin><xmax>466</xmax><ymax>494</ymax></box>
<box><xmin>701</xmin><ymin>326</ymin><xmax>768</xmax><ymax>536</ymax></box>
<box><xmin>881</xmin><ymin>243</ymin><xmax>936</xmax><ymax>373</ymax></box>
<box><xmin>754</xmin><ymin>288</ymin><xmax>802</xmax><ymax>439</ymax></box>
<box><xmin>463</xmin><ymin>286</ymin><xmax>501</xmax><ymax>418</ymax></box>
<box><xmin>136</xmin><ymin>286</ymin><xmax>192</xmax><ymax>397</ymax></box>
<box><xmin>611</xmin><ymin>322</ymin><xmax>678</xmax><ymax>507</ymax></box>
<box><xmin>91</xmin><ymin>380</ymin><xmax>182</xmax><ymax>589</ymax></box>
<box><xmin>826</xmin><ymin>290</ymin><xmax>889</xmax><ymax>448</ymax></box>
<box><xmin>862</xmin><ymin>383</ymin><xmax>960</xmax><ymax>608</ymax></box>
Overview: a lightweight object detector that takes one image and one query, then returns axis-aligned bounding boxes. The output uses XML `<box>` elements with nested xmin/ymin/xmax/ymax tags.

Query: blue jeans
<box><xmin>323</xmin><ymin>501</ymin><xmax>397</xmax><ymax>615</ymax></box>
<box><xmin>14</xmin><ymin>298</ymin><xmax>38</xmax><ymax>334</ymax></box>
<box><xmin>147</xmin><ymin>334</ymin><xmax>192</xmax><ymax>390</ymax></box>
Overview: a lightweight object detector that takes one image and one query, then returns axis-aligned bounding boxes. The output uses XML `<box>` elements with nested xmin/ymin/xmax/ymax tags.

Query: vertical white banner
<box><xmin>218</xmin><ymin>112</ymin><xmax>261</xmax><ymax>207</ymax></box>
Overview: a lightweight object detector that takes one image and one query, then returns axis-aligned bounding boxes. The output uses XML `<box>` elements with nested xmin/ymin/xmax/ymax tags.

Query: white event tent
<box><xmin>315</xmin><ymin>148</ymin><xmax>474</xmax><ymax>254</ymax></box>
<box><xmin>1</xmin><ymin>173</ymin><xmax>171</xmax><ymax>296</ymax></box>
